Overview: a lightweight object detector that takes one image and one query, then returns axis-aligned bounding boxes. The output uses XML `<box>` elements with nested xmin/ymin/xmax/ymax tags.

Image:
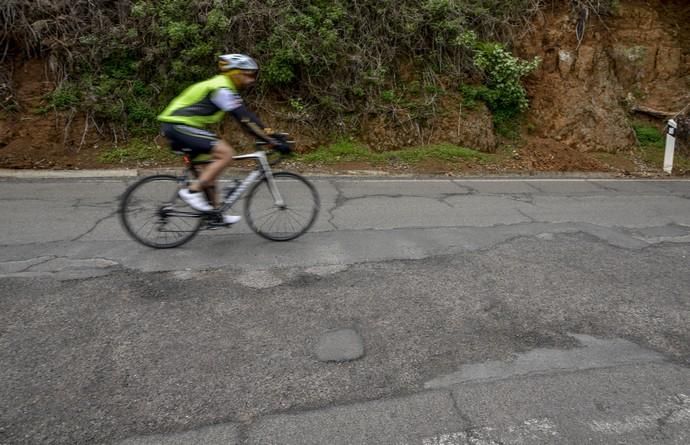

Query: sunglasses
<box><xmin>239</xmin><ymin>71</ymin><xmax>258</xmax><ymax>79</ymax></box>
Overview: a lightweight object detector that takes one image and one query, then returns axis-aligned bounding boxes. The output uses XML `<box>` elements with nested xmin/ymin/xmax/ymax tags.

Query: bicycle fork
<box><xmin>228</xmin><ymin>152</ymin><xmax>286</xmax><ymax>207</ymax></box>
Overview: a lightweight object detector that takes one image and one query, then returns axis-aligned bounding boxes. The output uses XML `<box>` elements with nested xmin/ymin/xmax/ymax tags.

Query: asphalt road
<box><xmin>1</xmin><ymin>174</ymin><xmax>689</xmax><ymax>444</ymax></box>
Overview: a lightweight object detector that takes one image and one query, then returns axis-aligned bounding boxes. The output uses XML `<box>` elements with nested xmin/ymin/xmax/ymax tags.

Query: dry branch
<box><xmin>631</xmin><ymin>105</ymin><xmax>677</xmax><ymax>120</ymax></box>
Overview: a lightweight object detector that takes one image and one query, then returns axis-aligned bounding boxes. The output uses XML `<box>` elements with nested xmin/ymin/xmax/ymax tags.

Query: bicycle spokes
<box><xmin>119</xmin><ymin>175</ymin><xmax>203</xmax><ymax>248</ymax></box>
<box><xmin>244</xmin><ymin>172</ymin><xmax>319</xmax><ymax>241</ymax></box>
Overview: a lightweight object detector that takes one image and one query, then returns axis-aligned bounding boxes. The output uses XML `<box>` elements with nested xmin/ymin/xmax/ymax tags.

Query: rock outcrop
<box><xmin>522</xmin><ymin>1</ymin><xmax>689</xmax><ymax>153</ymax></box>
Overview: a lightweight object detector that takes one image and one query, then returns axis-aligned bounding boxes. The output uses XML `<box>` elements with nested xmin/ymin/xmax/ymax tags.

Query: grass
<box><xmin>298</xmin><ymin>140</ymin><xmax>372</xmax><ymax>163</ymax></box>
<box><xmin>297</xmin><ymin>140</ymin><xmax>491</xmax><ymax>166</ymax></box>
<box><xmin>94</xmin><ymin>138</ymin><xmax>492</xmax><ymax>169</ymax></box>
<box><xmin>632</xmin><ymin>122</ymin><xmax>664</xmax><ymax>149</ymax></box>
<box><xmin>633</xmin><ymin>121</ymin><xmax>690</xmax><ymax>172</ymax></box>
<box><xmin>98</xmin><ymin>139</ymin><xmax>178</xmax><ymax>164</ymax></box>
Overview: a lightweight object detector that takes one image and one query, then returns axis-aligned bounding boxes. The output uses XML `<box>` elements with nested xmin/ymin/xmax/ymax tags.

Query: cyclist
<box><xmin>158</xmin><ymin>54</ymin><xmax>290</xmax><ymax>223</ymax></box>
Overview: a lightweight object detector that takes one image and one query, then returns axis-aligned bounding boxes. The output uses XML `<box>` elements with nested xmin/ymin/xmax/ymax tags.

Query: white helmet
<box><xmin>218</xmin><ymin>54</ymin><xmax>259</xmax><ymax>72</ymax></box>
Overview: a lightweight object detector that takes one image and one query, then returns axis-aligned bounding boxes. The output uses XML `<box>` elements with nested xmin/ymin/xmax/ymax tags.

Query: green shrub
<box><xmin>47</xmin><ymin>83</ymin><xmax>81</xmax><ymax>110</ymax></box>
<box><xmin>632</xmin><ymin>122</ymin><xmax>664</xmax><ymax>149</ymax></box>
<box><xmin>460</xmin><ymin>32</ymin><xmax>539</xmax><ymax>112</ymax></box>
<box><xmin>458</xmin><ymin>31</ymin><xmax>540</xmax><ymax>138</ymax></box>
<box><xmin>5</xmin><ymin>0</ymin><xmax>560</xmax><ymax>141</ymax></box>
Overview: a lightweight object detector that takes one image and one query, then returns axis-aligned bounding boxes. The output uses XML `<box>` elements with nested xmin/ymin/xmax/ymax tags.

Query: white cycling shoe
<box><xmin>178</xmin><ymin>188</ymin><xmax>213</xmax><ymax>212</ymax></box>
<box><xmin>222</xmin><ymin>214</ymin><xmax>242</xmax><ymax>225</ymax></box>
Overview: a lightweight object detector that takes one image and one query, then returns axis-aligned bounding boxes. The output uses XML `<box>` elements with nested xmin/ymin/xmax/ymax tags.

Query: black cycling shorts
<box><xmin>160</xmin><ymin>123</ymin><xmax>219</xmax><ymax>156</ymax></box>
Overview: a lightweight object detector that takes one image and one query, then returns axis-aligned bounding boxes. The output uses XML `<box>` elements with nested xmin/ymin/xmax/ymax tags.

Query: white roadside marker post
<box><xmin>663</xmin><ymin>119</ymin><xmax>677</xmax><ymax>174</ymax></box>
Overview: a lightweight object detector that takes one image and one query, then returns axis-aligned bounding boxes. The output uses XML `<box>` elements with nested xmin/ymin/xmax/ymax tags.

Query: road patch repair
<box><xmin>0</xmin><ymin>256</ymin><xmax>119</xmax><ymax>280</ymax></box>
<box><xmin>114</xmin><ymin>333</ymin><xmax>689</xmax><ymax>444</ymax></box>
<box><xmin>314</xmin><ymin>328</ymin><xmax>365</xmax><ymax>362</ymax></box>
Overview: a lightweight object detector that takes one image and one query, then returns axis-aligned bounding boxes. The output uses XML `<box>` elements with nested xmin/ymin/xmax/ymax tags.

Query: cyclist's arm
<box><xmin>230</xmin><ymin>106</ymin><xmax>275</xmax><ymax>143</ymax></box>
<box><xmin>211</xmin><ymin>88</ymin><xmax>275</xmax><ymax>144</ymax></box>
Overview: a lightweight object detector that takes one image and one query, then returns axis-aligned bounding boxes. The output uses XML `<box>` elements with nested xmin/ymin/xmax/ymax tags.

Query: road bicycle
<box><xmin>119</xmin><ymin>137</ymin><xmax>320</xmax><ymax>248</ymax></box>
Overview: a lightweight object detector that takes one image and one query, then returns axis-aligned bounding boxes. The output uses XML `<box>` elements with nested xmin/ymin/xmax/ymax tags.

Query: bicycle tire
<box><xmin>119</xmin><ymin>175</ymin><xmax>203</xmax><ymax>248</ymax></box>
<box><xmin>244</xmin><ymin>172</ymin><xmax>320</xmax><ymax>241</ymax></box>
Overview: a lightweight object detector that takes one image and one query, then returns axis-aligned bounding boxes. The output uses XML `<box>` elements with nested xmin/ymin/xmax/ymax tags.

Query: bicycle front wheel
<box><xmin>244</xmin><ymin>172</ymin><xmax>320</xmax><ymax>241</ymax></box>
<box><xmin>119</xmin><ymin>175</ymin><xmax>203</xmax><ymax>248</ymax></box>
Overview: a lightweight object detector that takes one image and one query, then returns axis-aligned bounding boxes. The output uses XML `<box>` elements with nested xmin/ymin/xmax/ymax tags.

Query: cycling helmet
<box><xmin>218</xmin><ymin>54</ymin><xmax>259</xmax><ymax>72</ymax></box>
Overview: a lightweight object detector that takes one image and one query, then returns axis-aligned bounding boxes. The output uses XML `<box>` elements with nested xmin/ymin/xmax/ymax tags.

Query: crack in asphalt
<box><xmin>71</xmin><ymin>210</ymin><xmax>118</xmax><ymax>242</ymax></box>
<box><xmin>17</xmin><ymin>256</ymin><xmax>57</xmax><ymax>272</ymax></box>
<box><xmin>329</xmin><ymin>191</ymin><xmax>483</xmax><ymax>209</ymax></box>
<box><xmin>524</xmin><ymin>182</ymin><xmax>545</xmax><ymax>193</ymax></box>
<box><xmin>71</xmin><ymin>199</ymin><xmax>117</xmax><ymax>210</ymax></box>
<box><xmin>592</xmin><ymin>182</ymin><xmax>621</xmax><ymax>193</ymax></box>
<box><xmin>0</xmin><ymin>198</ymin><xmax>116</xmax><ymax>209</ymax></box>
<box><xmin>438</xmin><ymin>193</ymin><xmax>459</xmax><ymax>208</ymax></box>
<box><xmin>326</xmin><ymin>179</ymin><xmax>481</xmax><ymax>222</ymax></box>
<box><xmin>451</xmin><ymin>181</ymin><xmax>477</xmax><ymax>195</ymax></box>
<box><xmin>2</xmin><ymin>218</ymin><xmax>688</xmax><ymax>250</ymax></box>
<box><xmin>0</xmin><ymin>255</ymin><xmax>57</xmax><ymax>273</ymax></box>
<box><xmin>1</xmin><ymin>226</ymin><xmax>687</xmax><ymax>284</ymax></box>
<box><xmin>511</xmin><ymin>184</ymin><xmax>635</xmax><ymax>199</ymax></box>
<box><xmin>299</xmin><ymin>221</ymin><xmax>673</xmax><ymax>251</ymax></box>
<box><xmin>516</xmin><ymin>209</ymin><xmax>538</xmax><ymax>223</ymax></box>
<box><xmin>508</xmin><ymin>194</ymin><xmax>536</xmax><ymax>205</ymax></box>
<box><xmin>0</xmin><ymin>198</ymin><xmax>67</xmax><ymax>203</ymax></box>
<box><xmin>326</xmin><ymin>180</ymin><xmax>347</xmax><ymax>229</ymax></box>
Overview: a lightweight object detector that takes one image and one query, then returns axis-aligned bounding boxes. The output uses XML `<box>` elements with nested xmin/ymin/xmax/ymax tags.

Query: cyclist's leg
<box><xmin>162</xmin><ymin>124</ymin><xmax>220</xmax><ymax>211</ymax></box>
<box><xmin>196</xmin><ymin>139</ymin><xmax>235</xmax><ymax>194</ymax></box>
<box><xmin>201</xmin><ymin>140</ymin><xmax>242</xmax><ymax>223</ymax></box>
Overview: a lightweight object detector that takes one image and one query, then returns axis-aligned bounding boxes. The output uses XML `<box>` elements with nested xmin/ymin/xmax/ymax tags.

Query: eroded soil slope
<box><xmin>0</xmin><ymin>0</ymin><xmax>688</xmax><ymax>173</ymax></box>
<box><xmin>522</xmin><ymin>0</ymin><xmax>690</xmax><ymax>153</ymax></box>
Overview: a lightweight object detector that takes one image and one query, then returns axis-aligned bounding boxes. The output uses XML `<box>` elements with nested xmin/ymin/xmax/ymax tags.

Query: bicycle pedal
<box><xmin>207</xmin><ymin>221</ymin><xmax>232</xmax><ymax>229</ymax></box>
<box><xmin>205</xmin><ymin>212</ymin><xmax>223</xmax><ymax>222</ymax></box>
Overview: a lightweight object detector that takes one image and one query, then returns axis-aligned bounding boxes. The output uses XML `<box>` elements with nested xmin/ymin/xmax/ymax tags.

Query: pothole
<box><xmin>314</xmin><ymin>328</ymin><xmax>365</xmax><ymax>362</ymax></box>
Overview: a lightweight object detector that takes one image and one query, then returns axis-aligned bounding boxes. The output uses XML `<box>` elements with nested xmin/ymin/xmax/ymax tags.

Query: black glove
<box><xmin>274</xmin><ymin>142</ymin><xmax>291</xmax><ymax>154</ymax></box>
<box><xmin>270</xmin><ymin>133</ymin><xmax>292</xmax><ymax>154</ymax></box>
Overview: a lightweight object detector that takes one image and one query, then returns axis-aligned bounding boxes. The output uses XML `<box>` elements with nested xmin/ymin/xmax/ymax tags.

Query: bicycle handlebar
<box><xmin>255</xmin><ymin>133</ymin><xmax>295</xmax><ymax>165</ymax></box>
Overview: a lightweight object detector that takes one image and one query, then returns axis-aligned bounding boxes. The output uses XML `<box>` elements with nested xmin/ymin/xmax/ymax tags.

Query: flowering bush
<box><xmin>460</xmin><ymin>31</ymin><xmax>540</xmax><ymax>115</ymax></box>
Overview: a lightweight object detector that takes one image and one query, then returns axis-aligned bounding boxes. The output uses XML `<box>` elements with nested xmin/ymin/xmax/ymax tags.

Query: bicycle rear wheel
<box><xmin>119</xmin><ymin>175</ymin><xmax>203</xmax><ymax>248</ymax></box>
<box><xmin>244</xmin><ymin>172</ymin><xmax>320</xmax><ymax>241</ymax></box>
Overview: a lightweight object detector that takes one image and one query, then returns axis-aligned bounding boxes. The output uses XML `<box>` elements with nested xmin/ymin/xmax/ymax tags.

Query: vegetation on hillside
<box><xmin>2</xmin><ymin>0</ymin><xmax>618</xmax><ymax>144</ymax></box>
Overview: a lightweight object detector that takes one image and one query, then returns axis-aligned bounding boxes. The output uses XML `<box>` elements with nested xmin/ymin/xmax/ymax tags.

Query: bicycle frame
<box><xmin>183</xmin><ymin>150</ymin><xmax>285</xmax><ymax>216</ymax></box>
